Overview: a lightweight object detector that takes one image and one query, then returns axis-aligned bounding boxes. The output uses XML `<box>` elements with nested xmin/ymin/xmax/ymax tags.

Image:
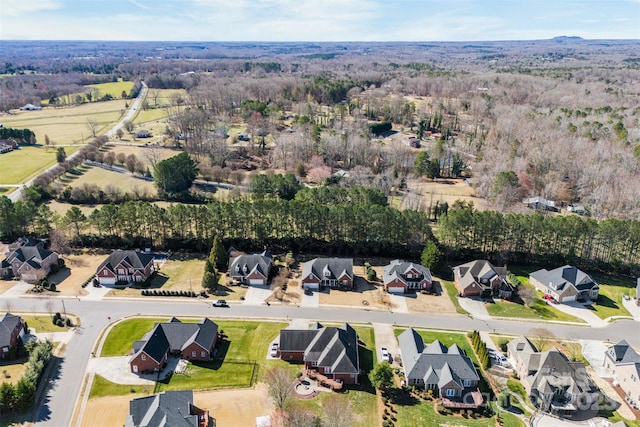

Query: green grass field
<box><xmin>88</xmin><ymin>81</ymin><xmax>134</xmax><ymax>99</ymax></box>
<box><xmin>440</xmin><ymin>279</ymin><xmax>469</xmax><ymax>315</ymax></box>
<box><xmin>486</xmin><ymin>295</ymin><xmax>585</xmax><ymax>323</ymax></box>
<box><xmin>0</xmin><ymin>145</ymin><xmax>81</xmax><ymax>184</ymax></box>
<box><xmin>58</xmin><ymin>163</ymin><xmax>156</xmax><ymax>194</ymax></box>
<box><xmin>21</xmin><ymin>314</ymin><xmax>70</xmax><ymax>333</ymax></box>
<box><xmin>89</xmin><ymin>374</ymin><xmax>153</xmax><ymax>398</ymax></box>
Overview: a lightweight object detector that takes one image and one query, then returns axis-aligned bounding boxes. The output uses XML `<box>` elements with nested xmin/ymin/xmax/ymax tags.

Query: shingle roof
<box><xmin>125</xmin><ymin>390</ymin><xmax>200</xmax><ymax>427</ymax></box>
<box><xmin>229</xmin><ymin>253</ymin><xmax>272</xmax><ymax>279</ymax></box>
<box><xmin>398</xmin><ymin>328</ymin><xmax>479</xmax><ymax>386</ymax></box>
<box><xmin>530</xmin><ymin>265</ymin><xmax>598</xmax><ymax>294</ymax></box>
<box><xmin>382</xmin><ymin>260</ymin><xmax>432</xmax><ymax>286</ymax></box>
<box><xmin>607</xmin><ymin>340</ymin><xmax>640</xmax><ymax>364</ymax></box>
<box><xmin>97</xmin><ymin>250</ymin><xmax>155</xmax><ymax>274</ymax></box>
<box><xmin>0</xmin><ymin>313</ymin><xmax>22</xmax><ymax>348</ymax></box>
<box><xmin>133</xmin><ymin>324</ymin><xmax>170</xmax><ymax>364</ymax></box>
<box><xmin>301</xmin><ymin>258</ymin><xmax>353</xmax><ymax>281</ymax></box>
<box><xmin>528</xmin><ymin>349</ymin><xmax>595</xmax><ymax>396</ymax></box>
<box><xmin>453</xmin><ymin>260</ymin><xmax>510</xmax><ymax>292</ymax></box>
<box><xmin>8</xmin><ymin>246</ymin><xmax>54</xmax><ymax>268</ymax></box>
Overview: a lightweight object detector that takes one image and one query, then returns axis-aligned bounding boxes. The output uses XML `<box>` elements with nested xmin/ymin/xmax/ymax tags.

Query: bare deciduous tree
<box><xmin>86</xmin><ymin>118</ymin><xmax>99</xmax><ymax>137</ymax></box>
<box><xmin>264</xmin><ymin>366</ymin><xmax>293</xmax><ymax>410</ymax></box>
<box><xmin>528</xmin><ymin>328</ymin><xmax>555</xmax><ymax>352</ymax></box>
<box><xmin>323</xmin><ymin>394</ymin><xmax>354</xmax><ymax>427</ymax></box>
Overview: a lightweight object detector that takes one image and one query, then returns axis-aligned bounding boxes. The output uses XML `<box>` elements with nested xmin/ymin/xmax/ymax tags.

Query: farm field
<box><xmin>0</xmin><ymin>144</ymin><xmax>81</xmax><ymax>185</ymax></box>
<box><xmin>88</xmin><ymin>81</ymin><xmax>134</xmax><ymax>99</ymax></box>
<box><xmin>1</xmin><ymin>99</ymin><xmax>129</xmax><ymax>143</ymax></box>
<box><xmin>58</xmin><ymin>163</ymin><xmax>156</xmax><ymax>195</ymax></box>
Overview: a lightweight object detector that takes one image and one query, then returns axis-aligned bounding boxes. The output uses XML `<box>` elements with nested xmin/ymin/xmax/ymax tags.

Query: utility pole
<box><xmin>61</xmin><ymin>299</ymin><xmax>67</xmax><ymax>324</ymax></box>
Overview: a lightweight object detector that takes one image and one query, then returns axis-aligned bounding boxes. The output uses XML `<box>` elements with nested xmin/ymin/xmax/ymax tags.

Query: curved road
<box><xmin>8</xmin><ymin>81</ymin><xmax>148</xmax><ymax>203</ymax></box>
<box><xmin>0</xmin><ymin>295</ymin><xmax>637</xmax><ymax>426</ymax></box>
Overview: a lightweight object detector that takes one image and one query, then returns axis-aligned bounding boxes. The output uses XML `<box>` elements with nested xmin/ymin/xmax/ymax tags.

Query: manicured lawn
<box><xmin>89</xmin><ymin>374</ymin><xmax>152</xmax><ymax>398</ymax></box>
<box><xmin>486</xmin><ymin>297</ymin><xmax>585</xmax><ymax>323</ymax></box>
<box><xmin>21</xmin><ymin>314</ymin><xmax>70</xmax><ymax>333</ymax></box>
<box><xmin>157</xmin><ymin>360</ymin><xmax>256</xmax><ymax>391</ymax></box>
<box><xmin>587</xmin><ymin>274</ymin><xmax>635</xmax><ymax>320</ymax></box>
<box><xmin>0</xmin><ymin>145</ymin><xmax>81</xmax><ymax>185</ymax></box>
<box><xmin>441</xmin><ymin>279</ymin><xmax>469</xmax><ymax>315</ymax></box>
<box><xmin>100</xmin><ymin>318</ymin><xmax>160</xmax><ymax>356</ymax></box>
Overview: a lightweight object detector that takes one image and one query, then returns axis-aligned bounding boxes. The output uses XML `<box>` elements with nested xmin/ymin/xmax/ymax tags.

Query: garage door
<box><xmin>100</xmin><ymin>277</ymin><xmax>116</xmax><ymax>285</ymax></box>
<box><xmin>387</xmin><ymin>286</ymin><xmax>405</xmax><ymax>294</ymax></box>
<box><xmin>304</xmin><ymin>283</ymin><xmax>320</xmax><ymax>291</ymax></box>
<box><xmin>249</xmin><ymin>279</ymin><xmax>264</xmax><ymax>285</ymax></box>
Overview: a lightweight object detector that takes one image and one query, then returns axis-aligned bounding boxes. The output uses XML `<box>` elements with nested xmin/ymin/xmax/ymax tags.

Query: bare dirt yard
<box><xmin>44</xmin><ymin>251</ymin><xmax>107</xmax><ymax>297</ymax></box>
<box><xmin>404</xmin><ymin>281</ymin><xmax>458</xmax><ymax>315</ymax></box>
<box><xmin>319</xmin><ymin>270</ymin><xmax>394</xmax><ymax>310</ymax></box>
<box><xmin>80</xmin><ymin>384</ymin><xmax>274</xmax><ymax>427</ymax></box>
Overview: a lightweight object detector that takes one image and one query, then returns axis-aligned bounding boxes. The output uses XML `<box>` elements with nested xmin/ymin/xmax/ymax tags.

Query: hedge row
<box><xmin>140</xmin><ymin>289</ymin><xmax>197</xmax><ymax>297</ymax></box>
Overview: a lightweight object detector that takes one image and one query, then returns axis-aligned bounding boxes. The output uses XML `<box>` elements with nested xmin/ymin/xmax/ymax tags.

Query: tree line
<box><xmin>437</xmin><ymin>205</ymin><xmax>640</xmax><ymax>276</ymax></box>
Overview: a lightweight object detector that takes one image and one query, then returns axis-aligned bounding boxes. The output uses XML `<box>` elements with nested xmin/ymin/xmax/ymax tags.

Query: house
<box><xmin>125</xmin><ymin>390</ymin><xmax>211</xmax><ymax>427</ymax></box>
<box><xmin>0</xmin><ymin>139</ymin><xmax>18</xmax><ymax>154</ymax></box>
<box><xmin>603</xmin><ymin>340</ymin><xmax>640</xmax><ymax>410</ymax></box>
<box><xmin>507</xmin><ymin>336</ymin><xmax>599</xmax><ymax>417</ymax></box>
<box><xmin>382</xmin><ymin>260</ymin><xmax>432</xmax><ymax>294</ymax></box>
<box><xmin>95</xmin><ymin>250</ymin><xmax>155</xmax><ymax>285</ymax></box>
<box><xmin>301</xmin><ymin>258</ymin><xmax>353</xmax><ymax>291</ymax></box>
<box><xmin>0</xmin><ymin>313</ymin><xmax>26</xmax><ymax>360</ymax></box>
<box><xmin>529</xmin><ymin>265</ymin><xmax>599</xmax><ymax>303</ymax></box>
<box><xmin>452</xmin><ymin>260</ymin><xmax>513</xmax><ymax>299</ymax></box>
<box><xmin>0</xmin><ymin>237</ymin><xmax>59</xmax><ymax>283</ymax></box>
<box><xmin>278</xmin><ymin>322</ymin><xmax>359</xmax><ymax>385</ymax></box>
<box><xmin>228</xmin><ymin>250</ymin><xmax>272</xmax><ymax>285</ymax></box>
<box><xmin>238</xmin><ymin>132</ymin><xmax>250</xmax><ymax>141</ymax></box>
<box><xmin>130</xmin><ymin>317</ymin><xmax>218</xmax><ymax>374</ymax></box>
<box><xmin>134</xmin><ymin>130</ymin><xmax>151</xmax><ymax>138</ymax></box>
<box><xmin>398</xmin><ymin>328</ymin><xmax>483</xmax><ymax>409</ymax></box>
<box><xmin>523</xmin><ymin>196</ymin><xmax>559</xmax><ymax>212</ymax></box>
<box><xmin>20</xmin><ymin>103</ymin><xmax>42</xmax><ymax>111</ymax></box>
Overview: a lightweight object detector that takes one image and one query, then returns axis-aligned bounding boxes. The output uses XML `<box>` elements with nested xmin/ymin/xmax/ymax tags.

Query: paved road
<box><xmin>1</xmin><ymin>296</ymin><xmax>638</xmax><ymax>426</ymax></box>
<box><xmin>8</xmin><ymin>81</ymin><xmax>147</xmax><ymax>202</ymax></box>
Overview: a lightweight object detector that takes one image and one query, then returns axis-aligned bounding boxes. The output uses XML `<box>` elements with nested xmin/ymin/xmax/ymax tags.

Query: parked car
<box><xmin>542</xmin><ymin>294</ymin><xmax>557</xmax><ymax>304</ymax></box>
<box><xmin>213</xmin><ymin>300</ymin><xmax>228</xmax><ymax>307</ymax></box>
<box><xmin>270</xmin><ymin>343</ymin><xmax>279</xmax><ymax>357</ymax></box>
<box><xmin>380</xmin><ymin>347</ymin><xmax>390</xmax><ymax>362</ymax></box>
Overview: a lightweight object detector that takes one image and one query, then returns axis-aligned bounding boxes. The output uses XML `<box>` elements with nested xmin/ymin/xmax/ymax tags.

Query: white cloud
<box><xmin>130</xmin><ymin>0</ymin><xmax>150</xmax><ymax>10</ymax></box>
<box><xmin>1</xmin><ymin>0</ymin><xmax>62</xmax><ymax>16</ymax></box>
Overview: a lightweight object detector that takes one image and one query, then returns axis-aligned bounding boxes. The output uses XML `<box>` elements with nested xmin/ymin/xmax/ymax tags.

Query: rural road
<box><xmin>8</xmin><ymin>81</ymin><xmax>148</xmax><ymax>203</ymax></box>
<box><xmin>0</xmin><ymin>294</ymin><xmax>638</xmax><ymax>426</ymax></box>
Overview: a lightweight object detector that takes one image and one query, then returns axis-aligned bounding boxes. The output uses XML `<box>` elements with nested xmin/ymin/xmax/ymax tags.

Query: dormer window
<box><xmin>323</xmin><ymin>265</ymin><xmax>331</xmax><ymax>278</ymax></box>
<box><xmin>243</xmin><ymin>264</ymin><xmax>249</xmax><ymax>274</ymax></box>
<box><xmin>235</xmin><ymin>264</ymin><xmax>240</xmax><ymax>273</ymax></box>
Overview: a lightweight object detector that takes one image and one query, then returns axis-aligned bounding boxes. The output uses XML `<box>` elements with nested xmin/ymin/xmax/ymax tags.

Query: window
<box><xmin>192</xmin><ymin>351</ymin><xmax>196</xmax><ymax>358</ymax></box>
<box><xmin>201</xmin><ymin>351</ymin><xmax>206</xmax><ymax>358</ymax></box>
<box><xmin>118</xmin><ymin>268</ymin><xmax>125</xmax><ymax>274</ymax></box>
<box><xmin>325</xmin><ymin>367</ymin><xmax>331</xmax><ymax>374</ymax></box>
<box><xmin>463</xmin><ymin>380</ymin><xmax>472</xmax><ymax>387</ymax></box>
<box><xmin>445</xmin><ymin>389</ymin><xmax>456</xmax><ymax>397</ymax></box>
<box><xmin>141</xmin><ymin>354</ymin><xmax>146</xmax><ymax>361</ymax></box>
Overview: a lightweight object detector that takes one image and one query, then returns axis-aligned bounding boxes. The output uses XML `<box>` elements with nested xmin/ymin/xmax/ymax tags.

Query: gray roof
<box><xmin>7</xmin><ymin>246</ymin><xmax>55</xmax><ymax>268</ymax></box>
<box><xmin>229</xmin><ymin>252</ymin><xmax>272</xmax><ymax>278</ymax></box>
<box><xmin>9</xmin><ymin>237</ymin><xmax>43</xmax><ymax>250</ymax></box>
<box><xmin>382</xmin><ymin>260</ymin><xmax>432</xmax><ymax>286</ymax></box>
<box><xmin>131</xmin><ymin>318</ymin><xmax>218</xmax><ymax>363</ymax></box>
<box><xmin>399</xmin><ymin>328</ymin><xmax>480</xmax><ymax>386</ymax></box>
<box><xmin>0</xmin><ymin>313</ymin><xmax>22</xmax><ymax>348</ymax></box>
<box><xmin>97</xmin><ymin>250</ymin><xmax>155</xmax><ymax>274</ymax></box>
<box><xmin>453</xmin><ymin>260</ymin><xmax>510</xmax><ymax>292</ymax></box>
<box><xmin>280</xmin><ymin>323</ymin><xmax>359</xmax><ymax>375</ymax></box>
<box><xmin>528</xmin><ymin>349</ymin><xmax>595</xmax><ymax>396</ymax></box>
<box><xmin>125</xmin><ymin>390</ymin><xmax>200</xmax><ymax>427</ymax></box>
<box><xmin>607</xmin><ymin>340</ymin><xmax>640</xmax><ymax>365</ymax></box>
<box><xmin>301</xmin><ymin>258</ymin><xmax>353</xmax><ymax>281</ymax></box>
<box><xmin>530</xmin><ymin>265</ymin><xmax>598</xmax><ymax>293</ymax></box>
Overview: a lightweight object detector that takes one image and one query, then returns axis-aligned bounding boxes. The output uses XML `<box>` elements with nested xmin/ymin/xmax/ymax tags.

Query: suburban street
<box><xmin>0</xmin><ymin>294</ymin><xmax>638</xmax><ymax>426</ymax></box>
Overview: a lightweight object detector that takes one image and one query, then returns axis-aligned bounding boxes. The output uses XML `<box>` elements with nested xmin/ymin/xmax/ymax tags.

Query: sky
<box><xmin>1</xmin><ymin>0</ymin><xmax>639</xmax><ymax>41</ymax></box>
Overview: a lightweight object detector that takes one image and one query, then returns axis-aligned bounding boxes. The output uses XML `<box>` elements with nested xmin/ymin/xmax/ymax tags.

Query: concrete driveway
<box><xmin>388</xmin><ymin>294</ymin><xmax>409</xmax><ymax>313</ymax></box>
<box><xmin>622</xmin><ymin>297</ymin><xmax>640</xmax><ymax>321</ymax></box>
<box><xmin>458</xmin><ymin>297</ymin><xmax>490</xmax><ymax>319</ymax></box>
<box><xmin>300</xmin><ymin>290</ymin><xmax>319</xmax><ymax>308</ymax></box>
<box><xmin>579</xmin><ymin>340</ymin><xmax>609</xmax><ymax>377</ymax></box>
<box><xmin>373</xmin><ymin>323</ymin><xmax>400</xmax><ymax>364</ymax></box>
<box><xmin>549</xmin><ymin>302</ymin><xmax>608</xmax><ymax>327</ymax></box>
<box><xmin>86</xmin><ymin>356</ymin><xmax>179</xmax><ymax>385</ymax></box>
<box><xmin>243</xmin><ymin>285</ymin><xmax>272</xmax><ymax>305</ymax></box>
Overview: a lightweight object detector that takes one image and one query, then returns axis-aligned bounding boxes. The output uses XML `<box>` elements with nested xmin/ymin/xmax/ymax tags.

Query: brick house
<box><xmin>125</xmin><ymin>390</ymin><xmax>211</xmax><ymax>427</ymax></box>
<box><xmin>453</xmin><ymin>260</ymin><xmax>513</xmax><ymax>299</ymax></box>
<box><xmin>130</xmin><ymin>318</ymin><xmax>218</xmax><ymax>374</ymax></box>
<box><xmin>529</xmin><ymin>265</ymin><xmax>599</xmax><ymax>303</ymax></box>
<box><xmin>301</xmin><ymin>258</ymin><xmax>353</xmax><ymax>291</ymax></box>
<box><xmin>279</xmin><ymin>323</ymin><xmax>359</xmax><ymax>385</ymax></box>
<box><xmin>398</xmin><ymin>328</ymin><xmax>483</xmax><ymax>409</ymax></box>
<box><xmin>603</xmin><ymin>340</ymin><xmax>640</xmax><ymax>410</ymax></box>
<box><xmin>95</xmin><ymin>250</ymin><xmax>155</xmax><ymax>285</ymax></box>
<box><xmin>382</xmin><ymin>260</ymin><xmax>432</xmax><ymax>294</ymax></box>
<box><xmin>0</xmin><ymin>237</ymin><xmax>59</xmax><ymax>283</ymax></box>
<box><xmin>228</xmin><ymin>250</ymin><xmax>272</xmax><ymax>285</ymax></box>
<box><xmin>0</xmin><ymin>313</ymin><xmax>26</xmax><ymax>360</ymax></box>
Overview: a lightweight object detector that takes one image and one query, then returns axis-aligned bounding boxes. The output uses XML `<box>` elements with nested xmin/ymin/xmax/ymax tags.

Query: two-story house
<box><xmin>0</xmin><ymin>237</ymin><xmax>59</xmax><ymax>283</ymax></box>
<box><xmin>0</xmin><ymin>313</ymin><xmax>26</xmax><ymax>360</ymax></box>
<box><xmin>228</xmin><ymin>250</ymin><xmax>272</xmax><ymax>285</ymax></box>
<box><xmin>300</xmin><ymin>258</ymin><xmax>353</xmax><ymax>291</ymax></box>
<box><xmin>382</xmin><ymin>260</ymin><xmax>432</xmax><ymax>294</ymax></box>
<box><xmin>453</xmin><ymin>260</ymin><xmax>513</xmax><ymax>299</ymax></box>
<box><xmin>95</xmin><ymin>250</ymin><xmax>155</xmax><ymax>285</ymax></box>
<box><xmin>529</xmin><ymin>265</ymin><xmax>599</xmax><ymax>303</ymax></box>
<box><xmin>603</xmin><ymin>340</ymin><xmax>640</xmax><ymax>410</ymax></box>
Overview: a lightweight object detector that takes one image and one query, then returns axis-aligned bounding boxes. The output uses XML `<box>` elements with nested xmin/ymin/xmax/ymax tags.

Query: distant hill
<box><xmin>552</xmin><ymin>36</ymin><xmax>585</xmax><ymax>42</ymax></box>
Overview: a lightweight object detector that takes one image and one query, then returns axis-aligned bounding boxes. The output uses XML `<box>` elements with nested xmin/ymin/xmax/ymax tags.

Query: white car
<box><xmin>270</xmin><ymin>343</ymin><xmax>279</xmax><ymax>357</ymax></box>
<box><xmin>380</xmin><ymin>347</ymin><xmax>390</xmax><ymax>362</ymax></box>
